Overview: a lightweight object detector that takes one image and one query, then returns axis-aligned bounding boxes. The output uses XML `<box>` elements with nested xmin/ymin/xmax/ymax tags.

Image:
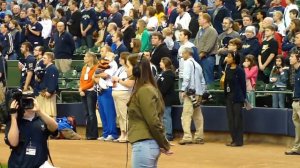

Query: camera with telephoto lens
<box><xmin>186</xmin><ymin>89</ymin><xmax>200</xmax><ymax>108</ymax></box>
<box><xmin>9</xmin><ymin>89</ymin><xmax>35</xmax><ymax>115</ymax></box>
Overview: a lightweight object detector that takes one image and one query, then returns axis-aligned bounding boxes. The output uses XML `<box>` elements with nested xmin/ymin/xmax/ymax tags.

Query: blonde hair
<box><xmin>162</xmin><ymin>27</ymin><xmax>173</xmax><ymax>36</ymax></box>
<box><xmin>85</xmin><ymin>52</ymin><xmax>98</xmax><ymax>65</ymax></box>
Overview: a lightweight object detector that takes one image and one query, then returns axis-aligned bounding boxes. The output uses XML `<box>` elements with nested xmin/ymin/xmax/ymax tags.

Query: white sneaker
<box><xmin>97</xmin><ymin>137</ymin><xmax>105</xmax><ymax>141</ymax></box>
<box><xmin>104</xmin><ymin>135</ymin><xmax>114</xmax><ymax>141</ymax></box>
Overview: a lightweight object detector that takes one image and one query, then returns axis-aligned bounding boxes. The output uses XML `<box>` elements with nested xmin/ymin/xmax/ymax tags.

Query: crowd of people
<box><xmin>2</xmin><ymin>0</ymin><xmax>300</xmax><ymax>167</ymax></box>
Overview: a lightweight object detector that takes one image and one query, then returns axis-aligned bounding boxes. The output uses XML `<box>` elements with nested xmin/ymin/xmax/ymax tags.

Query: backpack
<box><xmin>56</xmin><ymin>116</ymin><xmax>81</xmax><ymax>140</ymax></box>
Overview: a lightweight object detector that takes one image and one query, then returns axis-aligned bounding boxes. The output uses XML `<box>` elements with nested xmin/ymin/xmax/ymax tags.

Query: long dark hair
<box><xmin>128</xmin><ymin>56</ymin><xmax>164</xmax><ymax>111</ymax></box>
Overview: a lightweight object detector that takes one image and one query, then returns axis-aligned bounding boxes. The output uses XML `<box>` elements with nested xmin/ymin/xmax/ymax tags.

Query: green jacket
<box><xmin>140</xmin><ymin>29</ymin><xmax>152</xmax><ymax>52</ymax></box>
<box><xmin>128</xmin><ymin>84</ymin><xmax>170</xmax><ymax>150</ymax></box>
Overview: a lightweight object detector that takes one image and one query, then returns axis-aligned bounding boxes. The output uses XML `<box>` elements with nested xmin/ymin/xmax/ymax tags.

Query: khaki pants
<box><xmin>291</xmin><ymin>101</ymin><xmax>300</xmax><ymax>152</ymax></box>
<box><xmin>36</xmin><ymin>94</ymin><xmax>57</xmax><ymax>118</ymax></box>
<box><xmin>112</xmin><ymin>90</ymin><xmax>130</xmax><ymax>132</ymax></box>
<box><xmin>0</xmin><ymin>82</ymin><xmax>5</xmax><ymax>104</ymax></box>
<box><xmin>55</xmin><ymin>59</ymin><xmax>72</xmax><ymax>73</ymax></box>
<box><xmin>181</xmin><ymin>97</ymin><xmax>204</xmax><ymax>141</ymax></box>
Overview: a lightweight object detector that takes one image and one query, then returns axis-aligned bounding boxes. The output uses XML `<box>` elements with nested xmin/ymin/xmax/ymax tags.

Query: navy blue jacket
<box><xmin>53</xmin><ymin>31</ymin><xmax>75</xmax><ymax>59</ymax></box>
<box><xmin>108</xmin><ymin>12</ymin><xmax>123</xmax><ymax>28</ymax></box>
<box><xmin>1</xmin><ymin>32</ymin><xmax>14</xmax><ymax>56</ymax></box>
<box><xmin>224</xmin><ymin>66</ymin><xmax>246</xmax><ymax>103</ymax></box>
<box><xmin>241</xmin><ymin>37</ymin><xmax>260</xmax><ymax>58</ymax></box>
<box><xmin>40</xmin><ymin>64</ymin><xmax>59</xmax><ymax>94</ymax></box>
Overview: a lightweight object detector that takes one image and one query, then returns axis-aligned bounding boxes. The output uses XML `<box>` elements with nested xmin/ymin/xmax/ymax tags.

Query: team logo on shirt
<box><xmin>28</xmin><ymin>63</ymin><xmax>33</xmax><ymax>69</ymax></box>
<box><xmin>261</xmin><ymin>44</ymin><xmax>269</xmax><ymax>53</ymax></box>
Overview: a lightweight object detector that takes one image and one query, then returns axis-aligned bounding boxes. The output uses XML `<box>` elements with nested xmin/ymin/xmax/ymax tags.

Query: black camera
<box><xmin>186</xmin><ymin>89</ymin><xmax>200</xmax><ymax>108</ymax></box>
<box><xmin>34</xmin><ymin>67</ymin><xmax>46</xmax><ymax>81</ymax></box>
<box><xmin>8</xmin><ymin>89</ymin><xmax>34</xmax><ymax>115</ymax></box>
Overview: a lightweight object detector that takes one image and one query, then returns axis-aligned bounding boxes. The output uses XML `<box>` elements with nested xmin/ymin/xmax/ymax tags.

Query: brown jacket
<box><xmin>127</xmin><ymin>85</ymin><xmax>170</xmax><ymax>150</ymax></box>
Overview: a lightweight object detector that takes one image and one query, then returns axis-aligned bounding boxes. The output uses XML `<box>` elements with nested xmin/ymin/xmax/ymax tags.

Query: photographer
<box><xmin>179</xmin><ymin>47</ymin><xmax>206</xmax><ymax>145</ymax></box>
<box><xmin>4</xmin><ymin>97</ymin><xmax>58</xmax><ymax>168</ymax></box>
<box><xmin>36</xmin><ymin>52</ymin><xmax>59</xmax><ymax>118</ymax></box>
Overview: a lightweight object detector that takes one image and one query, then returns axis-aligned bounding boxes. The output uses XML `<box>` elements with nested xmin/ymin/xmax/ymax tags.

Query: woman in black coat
<box><xmin>121</xmin><ymin>16</ymin><xmax>136</xmax><ymax>52</ymax></box>
<box><xmin>224</xmin><ymin>50</ymin><xmax>246</xmax><ymax>147</ymax></box>
<box><xmin>157</xmin><ymin>57</ymin><xmax>176</xmax><ymax>141</ymax></box>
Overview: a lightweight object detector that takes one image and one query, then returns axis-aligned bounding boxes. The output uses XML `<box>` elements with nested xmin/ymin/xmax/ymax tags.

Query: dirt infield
<box><xmin>1</xmin><ymin>131</ymin><xmax>300</xmax><ymax>168</ymax></box>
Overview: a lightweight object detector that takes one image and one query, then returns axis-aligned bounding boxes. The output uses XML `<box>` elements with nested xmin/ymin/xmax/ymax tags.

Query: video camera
<box><xmin>8</xmin><ymin>89</ymin><xmax>35</xmax><ymax>115</ymax></box>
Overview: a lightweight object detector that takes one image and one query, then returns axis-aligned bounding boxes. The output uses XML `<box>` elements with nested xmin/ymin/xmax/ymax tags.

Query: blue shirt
<box><xmin>95</xmin><ymin>10</ymin><xmax>109</xmax><ymax>25</ymax></box>
<box><xmin>113</xmin><ymin>43</ymin><xmax>128</xmax><ymax>66</ymax></box>
<box><xmin>107</xmin><ymin>12</ymin><xmax>122</xmax><ymax>28</ymax></box>
<box><xmin>20</xmin><ymin>55</ymin><xmax>36</xmax><ymax>89</ymax></box>
<box><xmin>168</xmin><ymin>8</ymin><xmax>178</xmax><ymax>25</ymax></box>
<box><xmin>27</xmin><ymin>22</ymin><xmax>43</xmax><ymax>47</ymax></box>
<box><xmin>181</xmin><ymin>58</ymin><xmax>206</xmax><ymax>95</ymax></box>
<box><xmin>81</xmin><ymin>8</ymin><xmax>97</xmax><ymax>35</ymax></box>
<box><xmin>5</xmin><ymin>116</ymin><xmax>57</xmax><ymax>168</ymax></box>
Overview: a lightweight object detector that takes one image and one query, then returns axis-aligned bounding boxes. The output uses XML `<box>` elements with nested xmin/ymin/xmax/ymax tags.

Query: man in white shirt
<box><xmin>174</xmin><ymin>2</ymin><xmax>191</xmax><ymax>41</ymax></box>
<box><xmin>283</xmin><ymin>0</ymin><xmax>299</xmax><ymax>27</ymax></box>
<box><xmin>121</xmin><ymin>0</ymin><xmax>133</xmax><ymax>16</ymax></box>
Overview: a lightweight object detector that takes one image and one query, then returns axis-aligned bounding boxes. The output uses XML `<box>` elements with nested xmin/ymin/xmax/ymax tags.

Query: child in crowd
<box><xmin>243</xmin><ymin>54</ymin><xmax>258</xmax><ymax>106</ymax></box>
<box><xmin>162</xmin><ymin>27</ymin><xmax>174</xmax><ymax>50</ymax></box>
<box><xmin>269</xmin><ymin>55</ymin><xmax>289</xmax><ymax>108</ymax></box>
<box><xmin>258</xmin><ymin>25</ymin><xmax>278</xmax><ymax>84</ymax></box>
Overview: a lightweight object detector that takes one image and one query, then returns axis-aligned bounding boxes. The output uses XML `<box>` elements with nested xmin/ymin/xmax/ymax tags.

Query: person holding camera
<box><xmin>224</xmin><ymin>50</ymin><xmax>246</xmax><ymax>147</ymax></box>
<box><xmin>36</xmin><ymin>52</ymin><xmax>59</xmax><ymax>119</ymax></box>
<box><xmin>179</xmin><ymin>47</ymin><xmax>206</xmax><ymax>145</ymax></box>
<box><xmin>4</xmin><ymin>97</ymin><xmax>58</xmax><ymax>168</ymax></box>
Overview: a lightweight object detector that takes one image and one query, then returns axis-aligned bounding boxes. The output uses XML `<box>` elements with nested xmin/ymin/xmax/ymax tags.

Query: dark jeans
<box><xmin>82</xmin><ymin>90</ymin><xmax>98</xmax><ymax>138</ymax></box>
<box><xmin>226</xmin><ymin>93</ymin><xmax>244</xmax><ymax>145</ymax></box>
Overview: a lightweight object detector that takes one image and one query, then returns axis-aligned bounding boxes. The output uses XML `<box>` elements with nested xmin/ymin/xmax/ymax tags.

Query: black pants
<box><xmin>82</xmin><ymin>91</ymin><xmax>98</xmax><ymax>138</ymax></box>
<box><xmin>226</xmin><ymin>93</ymin><xmax>244</xmax><ymax>145</ymax></box>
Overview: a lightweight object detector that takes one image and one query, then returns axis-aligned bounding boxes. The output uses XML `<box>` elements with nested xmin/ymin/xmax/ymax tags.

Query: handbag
<box><xmin>220</xmin><ymin>65</ymin><xmax>227</xmax><ymax>90</ymax></box>
<box><xmin>220</xmin><ymin>73</ymin><xmax>225</xmax><ymax>90</ymax></box>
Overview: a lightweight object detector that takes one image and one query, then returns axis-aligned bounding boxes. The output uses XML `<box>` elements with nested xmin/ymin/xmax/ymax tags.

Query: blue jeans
<box><xmin>163</xmin><ymin>106</ymin><xmax>173</xmax><ymax>140</ymax></box>
<box><xmin>81</xmin><ymin>34</ymin><xmax>94</xmax><ymax>48</ymax></box>
<box><xmin>272</xmin><ymin>88</ymin><xmax>286</xmax><ymax>108</ymax></box>
<box><xmin>82</xmin><ymin>91</ymin><xmax>98</xmax><ymax>138</ymax></box>
<box><xmin>132</xmin><ymin>139</ymin><xmax>160</xmax><ymax>168</ymax></box>
<box><xmin>74</xmin><ymin>36</ymin><xmax>82</xmax><ymax>49</ymax></box>
<box><xmin>97</xmin><ymin>87</ymin><xmax>118</xmax><ymax>139</ymax></box>
<box><xmin>200</xmin><ymin>55</ymin><xmax>215</xmax><ymax>85</ymax></box>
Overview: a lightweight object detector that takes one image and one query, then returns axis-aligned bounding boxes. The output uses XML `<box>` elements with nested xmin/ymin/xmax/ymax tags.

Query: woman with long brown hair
<box><xmin>130</xmin><ymin>38</ymin><xmax>141</xmax><ymax>54</ymax></box>
<box><xmin>157</xmin><ymin>57</ymin><xmax>176</xmax><ymax>141</ymax></box>
<box><xmin>127</xmin><ymin>54</ymin><xmax>172</xmax><ymax>167</ymax></box>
